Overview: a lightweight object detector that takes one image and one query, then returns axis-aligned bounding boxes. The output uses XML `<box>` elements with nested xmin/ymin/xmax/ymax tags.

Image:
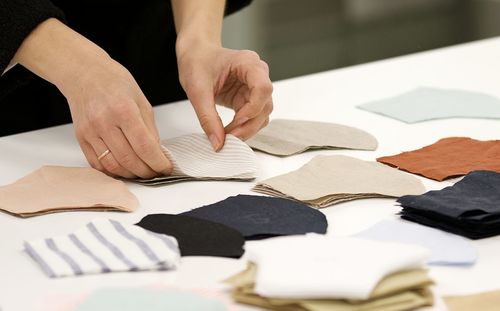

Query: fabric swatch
<box><xmin>357</xmin><ymin>87</ymin><xmax>500</xmax><ymax>123</ymax></box>
<box><xmin>75</xmin><ymin>288</ymin><xmax>227</xmax><ymax>311</ymax></box>
<box><xmin>24</xmin><ymin>219</ymin><xmax>180</xmax><ymax>278</ymax></box>
<box><xmin>181</xmin><ymin>195</ymin><xmax>327</xmax><ymax>240</ymax></box>
<box><xmin>398</xmin><ymin>170</ymin><xmax>500</xmax><ymax>239</ymax></box>
<box><xmin>226</xmin><ymin>263</ymin><xmax>434</xmax><ymax>311</ymax></box>
<box><xmin>253</xmin><ymin>155</ymin><xmax>425</xmax><ymax>208</ymax></box>
<box><xmin>134</xmin><ymin>134</ymin><xmax>258</xmax><ymax>185</ymax></box>
<box><xmin>246</xmin><ymin>119</ymin><xmax>378</xmax><ymax>156</ymax></box>
<box><xmin>354</xmin><ymin>220</ymin><xmax>477</xmax><ymax>265</ymax></box>
<box><xmin>377</xmin><ymin>137</ymin><xmax>500</xmax><ymax>181</ymax></box>
<box><xmin>136</xmin><ymin>214</ymin><xmax>244</xmax><ymax>258</ymax></box>
<box><xmin>0</xmin><ymin>166</ymin><xmax>138</xmax><ymax>217</ymax></box>
<box><xmin>444</xmin><ymin>290</ymin><xmax>500</xmax><ymax>311</ymax></box>
<box><xmin>243</xmin><ymin>235</ymin><xmax>430</xmax><ymax>300</ymax></box>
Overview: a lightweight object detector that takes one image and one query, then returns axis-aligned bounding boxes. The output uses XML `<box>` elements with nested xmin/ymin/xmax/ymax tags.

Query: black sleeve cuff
<box><xmin>0</xmin><ymin>0</ymin><xmax>66</xmax><ymax>74</ymax></box>
<box><xmin>225</xmin><ymin>0</ymin><xmax>253</xmax><ymax>16</ymax></box>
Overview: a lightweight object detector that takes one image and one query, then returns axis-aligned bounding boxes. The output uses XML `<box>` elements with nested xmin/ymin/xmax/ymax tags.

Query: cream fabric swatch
<box><xmin>0</xmin><ymin>166</ymin><xmax>138</xmax><ymax>217</ymax></box>
<box><xmin>225</xmin><ymin>264</ymin><xmax>434</xmax><ymax>311</ymax></box>
<box><xmin>243</xmin><ymin>235</ymin><xmax>430</xmax><ymax>300</ymax></box>
<box><xmin>444</xmin><ymin>290</ymin><xmax>500</xmax><ymax>311</ymax></box>
<box><xmin>135</xmin><ymin>134</ymin><xmax>258</xmax><ymax>185</ymax></box>
<box><xmin>246</xmin><ymin>119</ymin><xmax>378</xmax><ymax>156</ymax></box>
<box><xmin>253</xmin><ymin>155</ymin><xmax>426</xmax><ymax>208</ymax></box>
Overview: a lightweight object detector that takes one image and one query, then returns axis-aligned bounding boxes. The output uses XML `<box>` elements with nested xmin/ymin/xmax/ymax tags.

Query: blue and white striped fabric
<box><xmin>24</xmin><ymin>219</ymin><xmax>180</xmax><ymax>278</ymax></box>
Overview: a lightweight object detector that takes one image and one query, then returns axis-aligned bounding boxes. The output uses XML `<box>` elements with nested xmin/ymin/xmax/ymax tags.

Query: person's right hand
<box><xmin>65</xmin><ymin>56</ymin><xmax>172</xmax><ymax>179</ymax></box>
<box><xmin>13</xmin><ymin>18</ymin><xmax>171</xmax><ymax>179</ymax></box>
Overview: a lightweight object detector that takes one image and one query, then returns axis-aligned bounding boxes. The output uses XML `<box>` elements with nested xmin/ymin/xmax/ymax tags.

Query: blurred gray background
<box><xmin>222</xmin><ymin>0</ymin><xmax>500</xmax><ymax>81</ymax></box>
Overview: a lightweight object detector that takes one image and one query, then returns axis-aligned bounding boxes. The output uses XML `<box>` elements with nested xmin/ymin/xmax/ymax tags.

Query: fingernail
<box><xmin>209</xmin><ymin>134</ymin><xmax>221</xmax><ymax>151</ymax></box>
<box><xmin>236</xmin><ymin>117</ymin><xmax>249</xmax><ymax>126</ymax></box>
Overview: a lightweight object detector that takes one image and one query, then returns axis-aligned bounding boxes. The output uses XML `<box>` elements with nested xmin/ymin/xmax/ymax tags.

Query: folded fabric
<box><xmin>444</xmin><ymin>290</ymin><xmax>500</xmax><ymax>311</ymax></box>
<box><xmin>398</xmin><ymin>170</ymin><xmax>500</xmax><ymax>239</ymax></box>
<box><xmin>246</xmin><ymin>119</ymin><xmax>377</xmax><ymax>156</ymax></box>
<box><xmin>134</xmin><ymin>134</ymin><xmax>258</xmax><ymax>185</ymax></box>
<box><xmin>253</xmin><ymin>155</ymin><xmax>425</xmax><ymax>208</ymax></box>
<box><xmin>226</xmin><ymin>263</ymin><xmax>434</xmax><ymax>311</ymax></box>
<box><xmin>181</xmin><ymin>195</ymin><xmax>328</xmax><ymax>240</ymax></box>
<box><xmin>357</xmin><ymin>87</ymin><xmax>500</xmax><ymax>123</ymax></box>
<box><xmin>75</xmin><ymin>288</ymin><xmax>227</xmax><ymax>311</ymax></box>
<box><xmin>243</xmin><ymin>235</ymin><xmax>430</xmax><ymax>300</ymax></box>
<box><xmin>136</xmin><ymin>214</ymin><xmax>244</xmax><ymax>258</ymax></box>
<box><xmin>0</xmin><ymin>166</ymin><xmax>138</xmax><ymax>217</ymax></box>
<box><xmin>377</xmin><ymin>137</ymin><xmax>500</xmax><ymax>181</ymax></box>
<box><xmin>24</xmin><ymin>219</ymin><xmax>180</xmax><ymax>278</ymax></box>
<box><xmin>354</xmin><ymin>220</ymin><xmax>477</xmax><ymax>265</ymax></box>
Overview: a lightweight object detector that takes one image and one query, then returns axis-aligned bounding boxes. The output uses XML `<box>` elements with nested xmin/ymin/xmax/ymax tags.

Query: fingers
<box><xmin>89</xmin><ymin>137</ymin><xmax>136</xmax><ymax>179</ymax></box>
<box><xmin>226</xmin><ymin>52</ymin><xmax>273</xmax><ymax>139</ymax></box>
<box><xmin>100</xmin><ymin>126</ymin><xmax>159</xmax><ymax>179</ymax></box>
<box><xmin>184</xmin><ymin>76</ymin><xmax>226</xmax><ymax>151</ymax></box>
<box><xmin>120</xmin><ymin>115</ymin><xmax>173</xmax><ymax>176</ymax></box>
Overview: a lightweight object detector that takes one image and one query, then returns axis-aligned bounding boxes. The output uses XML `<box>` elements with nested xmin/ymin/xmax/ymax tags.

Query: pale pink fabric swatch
<box><xmin>0</xmin><ymin>166</ymin><xmax>138</xmax><ymax>217</ymax></box>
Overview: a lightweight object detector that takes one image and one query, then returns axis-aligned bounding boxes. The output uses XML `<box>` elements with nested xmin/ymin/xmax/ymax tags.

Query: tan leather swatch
<box><xmin>444</xmin><ymin>290</ymin><xmax>500</xmax><ymax>311</ymax></box>
<box><xmin>246</xmin><ymin>119</ymin><xmax>378</xmax><ymax>156</ymax></box>
<box><xmin>377</xmin><ymin>137</ymin><xmax>500</xmax><ymax>181</ymax></box>
<box><xmin>0</xmin><ymin>166</ymin><xmax>138</xmax><ymax>217</ymax></box>
<box><xmin>253</xmin><ymin>155</ymin><xmax>425</xmax><ymax>208</ymax></box>
<box><xmin>225</xmin><ymin>263</ymin><xmax>434</xmax><ymax>311</ymax></box>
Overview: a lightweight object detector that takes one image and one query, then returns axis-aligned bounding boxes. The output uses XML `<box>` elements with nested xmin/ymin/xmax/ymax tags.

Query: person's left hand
<box><xmin>176</xmin><ymin>43</ymin><xmax>273</xmax><ymax>151</ymax></box>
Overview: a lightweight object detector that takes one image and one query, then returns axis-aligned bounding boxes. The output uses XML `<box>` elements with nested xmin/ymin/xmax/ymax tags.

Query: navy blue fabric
<box><xmin>398</xmin><ymin>170</ymin><xmax>500</xmax><ymax>239</ymax></box>
<box><xmin>182</xmin><ymin>195</ymin><xmax>328</xmax><ymax>240</ymax></box>
<box><xmin>136</xmin><ymin>214</ymin><xmax>244</xmax><ymax>258</ymax></box>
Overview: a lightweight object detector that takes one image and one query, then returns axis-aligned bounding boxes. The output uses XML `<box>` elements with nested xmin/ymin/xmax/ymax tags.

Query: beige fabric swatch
<box><xmin>0</xmin><ymin>166</ymin><xmax>138</xmax><ymax>217</ymax></box>
<box><xmin>253</xmin><ymin>155</ymin><xmax>425</xmax><ymax>208</ymax></box>
<box><xmin>444</xmin><ymin>290</ymin><xmax>500</xmax><ymax>311</ymax></box>
<box><xmin>246</xmin><ymin>119</ymin><xmax>378</xmax><ymax>156</ymax></box>
<box><xmin>134</xmin><ymin>134</ymin><xmax>258</xmax><ymax>186</ymax></box>
<box><xmin>225</xmin><ymin>263</ymin><xmax>434</xmax><ymax>311</ymax></box>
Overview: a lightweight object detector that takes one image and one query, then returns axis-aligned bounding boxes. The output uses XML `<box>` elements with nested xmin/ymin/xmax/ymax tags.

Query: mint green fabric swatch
<box><xmin>358</xmin><ymin>87</ymin><xmax>500</xmax><ymax>123</ymax></box>
<box><xmin>75</xmin><ymin>288</ymin><xmax>227</xmax><ymax>311</ymax></box>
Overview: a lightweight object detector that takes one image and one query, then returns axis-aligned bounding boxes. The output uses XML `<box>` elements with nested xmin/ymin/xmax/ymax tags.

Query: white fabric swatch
<box><xmin>135</xmin><ymin>134</ymin><xmax>258</xmax><ymax>185</ymax></box>
<box><xmin>354</xmin><ymin>220</ymin><xmax>477</xmax><ymax>266</ymax></box>
<box><xmin>244</xmin><ymin>235</ymin><xmax>429</xmax><ymax>300</ymax></box>
<box><xmin>24</xmin><ymin>219</ymin><xmax>180</xmax><ymax>278</ymax></box>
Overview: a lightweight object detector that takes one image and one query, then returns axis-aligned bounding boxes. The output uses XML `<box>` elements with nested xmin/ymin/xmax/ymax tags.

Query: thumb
<box><xmin>186</xmin><ymin>79</ymin><xmax>225</xmax><ymax>151</ymax></box>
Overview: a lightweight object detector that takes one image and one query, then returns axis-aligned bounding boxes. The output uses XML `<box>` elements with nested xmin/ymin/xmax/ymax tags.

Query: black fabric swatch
<box><xmin>397</xmin><ymin>170</ymin><xmax>500</xmax><ymax>239</ymax></box>
<box><xmin>136</xmin><ymin>214</ymin><xmax>244</xmax><ymax>258</ymax></box>
<box><xmin>181</xmin><ymin>195</ymin><xmax>328</xmax><ymax>240</ymax></box>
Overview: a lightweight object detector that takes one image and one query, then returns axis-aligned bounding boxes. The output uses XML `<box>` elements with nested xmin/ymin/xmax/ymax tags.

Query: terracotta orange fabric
<box><xmin>377</xmin><ymin>137</ymin><xmax>500</xmax><ymax>181</ymax></box>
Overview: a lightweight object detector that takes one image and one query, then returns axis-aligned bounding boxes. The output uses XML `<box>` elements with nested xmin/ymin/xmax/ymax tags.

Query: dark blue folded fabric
<box><xmin>181</xmin><ymin>195</ymin><xmax>328</xmax><ymax>240</ymax></box>
<box><xmin>397</xmin><ymin>170</ymin><xmax>500</xmax><ymax>239</ymax></box>
<box><xmin>136</xmin><ymin>214</ymin><xmax>244</xmax><ymax>258</ymax></box>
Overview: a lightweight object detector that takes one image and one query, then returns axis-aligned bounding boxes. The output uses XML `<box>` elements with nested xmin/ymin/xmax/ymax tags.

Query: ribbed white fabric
<box><xmin>244</xmin><ymin>235</ymin><xmax>430</xmax><ymax>300</ymax></box>
<box><xmin>136</xmin><ymin>134</ymin><xmax>258</xmax><ymax>185</ymax></box>
<box><xmin>24</xmin><ymin>219</ymin><xmax>180</xmax><ymax>278</ymax></box>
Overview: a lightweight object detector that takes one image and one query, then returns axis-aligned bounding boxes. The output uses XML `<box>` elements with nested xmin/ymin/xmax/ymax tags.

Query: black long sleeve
<box><xmin>0</xmin><ymin>0</ymin><xmax>65</xmax><ymax>74</ymax></box>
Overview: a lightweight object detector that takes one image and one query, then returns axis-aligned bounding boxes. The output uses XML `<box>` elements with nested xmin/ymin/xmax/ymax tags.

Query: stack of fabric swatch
<box><xmin>253</xmin><ymin>155</ymin><xmax>425</xmax><ymax>208</ymax></box>
<box><xmin>226</xmin><ymin>235</ymin><xmax>434</xmax><ymax>311</ymax></box>
<box><xmin>398</xmin><ymin>170</ymin><xmax>500</xmax><ymax>239</ymax></box>
<box><xmin>134</xmin><ymin>133</ymin><xmax>258</xmax><ymax>185</ymax></box>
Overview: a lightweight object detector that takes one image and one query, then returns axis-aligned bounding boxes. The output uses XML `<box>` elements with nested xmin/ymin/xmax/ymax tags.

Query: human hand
<box><xmin>13</xmin><ymin>18</ymin><xmax>171</xmax><ymax>178</ymax></box>
<box><xmin>65</xmin><ymin>56</ymin><xmax>172</xmax><ymax>179</ymax></box>
<box><xmin>176</xmin><ymin>42</ymin><xmax>273</xmax><ymax>151</ymax></box>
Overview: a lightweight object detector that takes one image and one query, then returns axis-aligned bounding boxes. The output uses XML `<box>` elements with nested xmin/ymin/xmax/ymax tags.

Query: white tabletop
<box><xmin>2</xmin><ymin>37</ymin><xmax>500</xmax><ymax>311</ymax></box>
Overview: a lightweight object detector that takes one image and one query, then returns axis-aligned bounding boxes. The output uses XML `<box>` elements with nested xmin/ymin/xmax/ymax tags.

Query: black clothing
<box><xmin>0</xmin><ymin>0</ymin><xmax>251</xmax><ymax>136</ymax></box>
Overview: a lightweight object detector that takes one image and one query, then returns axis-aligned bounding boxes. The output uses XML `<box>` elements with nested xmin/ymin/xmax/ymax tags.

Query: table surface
<box><xmin>2</xmin><ymin>37</ymin><xmax>500</xmax><ymax>311</ymax></box>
